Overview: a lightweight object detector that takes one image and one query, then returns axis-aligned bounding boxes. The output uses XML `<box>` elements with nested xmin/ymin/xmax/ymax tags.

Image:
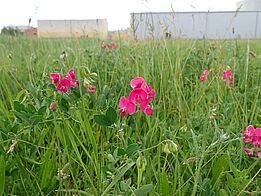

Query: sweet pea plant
<box><xmin>0</xmin><ymin>38</ymin><xmax>260</xmax><ymax>196</ymax></box>
<box><xmin>119</xmin><ymin>77</ymin><xmax>155</xmax><ymax>116</ymax></box>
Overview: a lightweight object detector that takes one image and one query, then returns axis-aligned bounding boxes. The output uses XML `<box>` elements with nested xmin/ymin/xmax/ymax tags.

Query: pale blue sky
<box><xmin>0</xmin><ymin>0</ymin><xmax>239</xmax><ymax>30</ymax></box>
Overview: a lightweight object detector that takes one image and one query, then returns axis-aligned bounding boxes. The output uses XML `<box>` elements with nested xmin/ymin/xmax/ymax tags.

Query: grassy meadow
<box><xmin>0</xmin><ymin>36</ymin><xmax>260</xmax><ymax>195</ymax></box>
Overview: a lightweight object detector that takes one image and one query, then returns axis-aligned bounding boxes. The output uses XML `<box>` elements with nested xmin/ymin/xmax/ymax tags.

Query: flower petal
<box><xmin>50</xmin><ymin>73</ymin><xmax>61</xmax><ymax>83</ymax></box>
<box><xmin>130</xmin><ymin>77</ymin><xmax>145</xmax><ymax>89</ymax></box>
<box><xmin>242</xmin><ymin>147</ymin><xmax>254</xmax><ymax>157</ymax></box>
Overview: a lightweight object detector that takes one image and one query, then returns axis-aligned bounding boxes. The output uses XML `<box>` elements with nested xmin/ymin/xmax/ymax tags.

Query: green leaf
<box><xmin>15</xmin><ymin>89</ymin><xmax>26</xmax><ymax>101</ymax></box>
<box><xmin>101</xmin><ymin>162</ymin><xmax>135</xmax><ymax>196</ymax></box>
<box><xmin>134</xmin><ymin>184</ymin><xmax>153</xmax><ymax>196</ymax></box>
<box><xmin>227</xmin><ymin>173</ymin><xmax>234</xmax><ymax>189</ymax></box>
<box><xmin>60</xmin><ymin>97</ymin><xmax>69</xmax><ymax>112</ymax></box>
<box><xmin>94</xmin><ymin>107</ymin><xmax>117</xmax><ymax>126</ymax></box>
<box><xmin>105</xmin><ymin>107</ymin><xmax>117</xmax><ymax>125</ymax></box>
<box><xmin>212</xmin><ymin>154</ymin><xmax>228</xmax><ymax>184</ymax></box>
<box><xmin>94</xmin><ymin>115</ymin><xmax>111</xmax><ymax>126</ymax></box>
<box><xmin>0</xmin><ymin>155</ymin><xmax>5</xmax><ymax>195</ymax></box>
<box><xmin>160</xmin><ymin>171</ymin><xmax>169</xmax><ymax>196</ymax></box>
<box><xmin>126</xmin><ymin>143</ymin><xmax>139</xmax><ymax>156</ymax></box>
<box><xmin>30</xmin><ymin>115</ymin><xmax>43</xmax><ymax>125</ymax></box>
<box><xmin>27</xmin><ymin>104</ymin><xmax>37</xmax><ymax>114</ymax></box>
<box><xmin>38</xmin><ymin>106</ymin><xmax>47</xmax><ymax>116</ymax></box>
<box><xmin>13</xmin><ymin>101</ymin><xmax>25</xmax><ymax>112</ymax></box>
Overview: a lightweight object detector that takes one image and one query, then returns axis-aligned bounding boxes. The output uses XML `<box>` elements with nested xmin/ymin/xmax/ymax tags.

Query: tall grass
<box><xmin>0</xmin><ymin>35</ymin><xmax>260</xmax><ymax>195</ymax></box>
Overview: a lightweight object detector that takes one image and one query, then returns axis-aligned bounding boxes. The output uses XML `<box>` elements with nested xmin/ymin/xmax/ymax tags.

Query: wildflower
<box><xmin>56</xmin><ymin>78</ymin><xmax>71</xmax><ymax>93</ymax></box>
<box><xmin>242</xmin><ymin>125</ymin><xmax>261</xmax><ymax>158</ymax></box>
<box><xmin>242</xmin><ymin>125</ymin><xmax>255</xmax><ymax>144</ymax></box>
<box><xmin>200</xmin><ymin>69</ymin><xmax>209</xmax><ymax>82</ymax></box>
<box><xmin>127</xmin><ymin>77</ymin><xmax>156</xmax><ymax>115</ymax></box>
<box><xmin>67</xmin><ymin>69</ymin><xmax>79</xmax><ymax>87</ymax></box>
<box><xmin>88</xmin><ymin>85</ymin><xmax>96</xmax><ymax>93</ymax></box>
<box><xmin>252</xmin><ymin>128</ymin><xmax>261</xmax><ymax>148</ymax></box>
<box><xmin>109</xmin><ymin>42</ymin><xmax>116</xmax><ymax>49</ymax></box>
<box><xmin>118</xmin><ymin>96</ymin><xmax>136</xmax><ymax>117</ymax></box>
<box><xmin>50</xmin><ymin>73</ymin><xmax>61</xmax><ymax>84</ymax></box>
<box><xmin>50</xmin><ymin>69</ymin><xmax>78</xmax><ymax>93</ymax></box>
<box><xmin>242</xmin><ymin>147</ymin><xmax>254</xmax><ymax>157</ymax></box>
<box><xmin>242</xmin><ymin>125</ymin><xmax>261</xmax><ymax>147</ymax></box>
<box><xmin>130</xmin><ymin>77</ymin><xmax>145</xmax><ymax>89</ymax></box>
<box><xmin>102</xmin><ymin>44</ymin><xmax>107</xmax><ymax>49</ymax></box>
<box><xmin>222</xmin><ymin>70</ymin><xmax>233</xmax><ymax>85</ymax></box>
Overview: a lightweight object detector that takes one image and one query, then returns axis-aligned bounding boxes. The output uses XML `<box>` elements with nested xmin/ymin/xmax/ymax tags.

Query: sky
<box><xmin>0</xmin><ymin>0</ymin><xmax>241</xmax><ymax>31</ymax></box>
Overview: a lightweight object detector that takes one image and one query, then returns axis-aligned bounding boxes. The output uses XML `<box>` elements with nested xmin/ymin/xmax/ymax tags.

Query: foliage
<box><xmin>0</xmin><ymin>37</ymin><xmax>260</xmax><ymax>195</ymax></box>
<box><xmin>1</xmin><ymin>27</ymin><xmax>22</xmax><ymax>36</ymax></box>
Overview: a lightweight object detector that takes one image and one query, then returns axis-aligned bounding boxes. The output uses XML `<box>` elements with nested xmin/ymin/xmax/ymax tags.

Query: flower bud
<box><xmin>50</xmin><ymin>101</ymin><xmax>58</xmax><ymax>111</ymax></box>
<box><xmin>163</xmin><ymin>140</ymin><xmax>178</xmax><ymax>154</ymax></box>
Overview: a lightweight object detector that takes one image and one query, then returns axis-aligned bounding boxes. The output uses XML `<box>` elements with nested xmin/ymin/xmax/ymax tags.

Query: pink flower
<box><xmin>222</xmin><ymin>70</ymin><xmax>233</xmax><ymax>85</ymax></box>
<box><xmin>119</xmin><ymin>77</ymin><xmax>155</xmax><ymax>116</ymax></box>
<box><xmin>242</xmin><ymin>147</ymin><xmax>254</xmax><ymax>157</ymax></box>
<box><xmin>102</xmin><ymin>44</ymin><xmax>107</xmax><ymax>49</ymax></box>
<box><xmin>242</xmin><ymin>125</ymin><xmax>255</xmax><ymax>144</ymax></box>
<box><xmin>88</xmin><ymin>85</ymin><xmax>96</xmax><ymax>93</ymax></box>
<box><xmin>200</xmin><ymin>69</ymin><xmax>209</xmax><ymax>82</ymax></box>
<box><xmin>50</xmin><ymin>73</ymin><xmax>61</xmax><ymax>84</ymax></box>
<box><xmin>109</xmin><ymin>42</ymin><xmax>116</xmax><ymax>49</ymax></box>
<box><xmin>143</xmin><ymin>106</ymin><xmax>154</xmax><ymax>115</ymax></box>
<box><xmin>203</xmin><ymin>70</ymin><xmax>210</xmax><ymax>75</ymax></box>
<box><xmin>252</xmin><ymin>128</ymin><xmax>261</xmax><ymax>148</ymax></box>
<box><xmin>257</xmin><ymin>151</ymin><xmax>261</xmax><ymax>158</ymax></box>
<box><xmin>67</xmin><ymin>69</ymin><xmax>76</xmax><ymax>81</ymax></box>
<box><xmin>50</xmin><ymin>68</ymin><xmax>78</xmax><ymax>93</ymax></box>
<box><xmin>118</xmin><ymin>96</ymin><xmax>136</xmax><ymax>117</ymax></box>
<box><xmin>56</xmin><ymin>78</ymin><xmax>71</xmax><ymax>93</ymax></box>
<box><xmin>242</xmin><ymin>125</ymin><xmax>261</xmax><ymax>148</ymax></box>
<box><xmin>67</xmin><ymin>69</ymin><xmax>78</xmax><ymax>87</ymax></box>
<box><xmin>130</xmin><ymin>77</ymin><xmax>145</xmax><ymax>89</ymax></box>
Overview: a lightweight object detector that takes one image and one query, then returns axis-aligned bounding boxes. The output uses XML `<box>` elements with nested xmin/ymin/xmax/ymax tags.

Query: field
<box><xmin>0</xmin><ymin>36</ymin><xmax>260</xmax><ymax>195</ymax></box>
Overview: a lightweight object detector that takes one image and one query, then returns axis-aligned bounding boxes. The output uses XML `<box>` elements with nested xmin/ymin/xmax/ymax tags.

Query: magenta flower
<box><xmin>50</xmin><ymin>68</ymin><xmax>78</xmax><ymax>93</ymax></box>
<box><xmin>102</xmin><ymin>44</ymin><xmax>107</xmax><ymax>49</ymax></box>
<box><xmin>203</xmin><ymin>70</ymin><xmax>210</xmax><ymax>75</ymax></box>
<box><xmin>118</xmin><ymin>96</ymin><xmax>136</xmax><ymax>117</ymax></box>
<box><xmin>242</xmin><ymin>147</ymin><xmax>254</xmax><ymax>157</ymax></box>
<box><xmin>143</xmin><ymin>106</ymin><xmax>154</xmax><ymax>115</ymax></box>
<box><xmin>242</xmin><ymin>125</ymin><xmax>261</xmax><ymax>158</ymax></box>
<box><xmin>130</xmin><ymin>77</ymin><xmax>145</xmax><ymax>89</ymax></box>
<box><xmin>119</xmin><ymin>77</ymin><xmax>155</xmax><ymax>116</ymax></box>
<box><xmin>50</xmin><ymin>73</ymin><xmax>61</xmax><ymax>84</ymax></box>
<box><xmin>222</xmin><ymin>70</ymin><xmax>233</xmax><ymax>85</ymax></box>
<box><xmin>88</xmin><ymin>85</ymin><xmax>96</xmax><ymax>93</ymax></box>
<box><xmin>252</xmin><ymin>128</ymin><xmax>261</xmax><ymax>148</ymax></box>
<box><xmin>200</xmin><ymin>69</ymin><xmax>209</xmax><ymax>82</ymax></box>
<box><xmin>56</xmin><ymin>78</ymin><xmax>71</xmax><ymax>93</ymax></box>
<box><xmin>242</xmin><ymin>125</ymin><xmax>255</xmax><ymax>144</ymax></box>
<box><xmin>67</xmin><ymin>69</ymin><xmax>78</xmax><ymax>87</ymax></box>
<box><xmin>109</xmin><ymin>42</ymin><xmax>116</xmax><ymax>49</ymax></box>
<box><xmin>242</xmin><ymin>125</ymin><xmax>261</xmax><ymax>148</ymax></box>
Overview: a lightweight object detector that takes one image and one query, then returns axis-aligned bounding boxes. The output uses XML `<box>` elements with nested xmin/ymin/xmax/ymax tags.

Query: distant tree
<box><xmin>1</xmin><ymin>26</ymin><xmax>23</xmax><ymax>36</ymax></box>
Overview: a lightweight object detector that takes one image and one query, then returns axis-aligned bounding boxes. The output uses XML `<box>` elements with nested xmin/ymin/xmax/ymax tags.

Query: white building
<box><xmin>37</xmin><ymin>19</ymin><xmax>108</xmax><ymax>38</ymax></box>
<box><xmin>130</xmin><ymin>11</ymin><xmax>261</xmax><ymax>39</ymax></box>
<box><xmin>237</xmin><ymin>0</ymin><xmax>261</xmax><ymax>11</ymax></box>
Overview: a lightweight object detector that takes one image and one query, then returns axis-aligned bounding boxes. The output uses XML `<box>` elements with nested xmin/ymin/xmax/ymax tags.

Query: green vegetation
<box><xmin>0</xmin><ymin>36</ymin><xmax>260</xmax><ymax>195</ymax></box>
<box><xmin>1</xmin><ymin>27</ymin><xmax>22</xmax><ymax>36</ymax></box>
